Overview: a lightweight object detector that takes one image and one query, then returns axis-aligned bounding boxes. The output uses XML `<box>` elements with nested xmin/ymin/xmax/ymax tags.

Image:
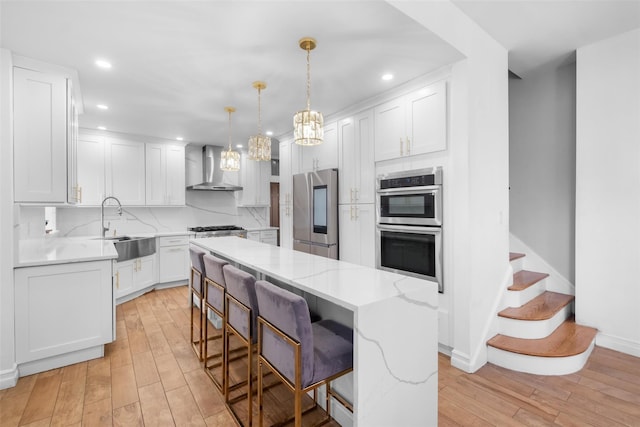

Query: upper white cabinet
<box><xmin>298</xmin><ymin>120</ymin><xmax>338</xmax><ymax>173</ymax></box>
<box><xmin>13</xmin><ymin>67</ymin><xmax>78</xmax><ymax>203</ymax></box>
<box><xmin>77</xmin><ymin>133</ymin><xmax>106</xmax><ymax>206</ymax></box>
<box><xmin>338</xmin><ymin>109</ymin><xmax>375</xmax><ymax>205</ymax></box>
<box><xmin>66</xmin><ymin>80</ymin><xmax>80</xmax><ymax>205</ymax></box>
<box><xmin>374</xmin><ymin>80</ymin><xmax>447</xmax><ymax>162</ymax></box>
<box><xmin>105</xmin><ymin>138</ymin><xmax>146</xmax><ymax>205</ymax></box>
<box><xmin>146</xmin><ymin>144</ymin><xmax>185</xmax><ymax>206</ymax></box>
<box><xmin>238</xmin><ymin>153</ymin><xmax>270</xmax><ymax>206</ymax></box>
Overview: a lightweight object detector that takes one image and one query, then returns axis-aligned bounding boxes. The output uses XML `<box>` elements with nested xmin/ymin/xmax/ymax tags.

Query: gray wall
<box><xmin>509</xmin><ymin>59</ymin><xmax>576</xmax><ymax>283</ymax></box>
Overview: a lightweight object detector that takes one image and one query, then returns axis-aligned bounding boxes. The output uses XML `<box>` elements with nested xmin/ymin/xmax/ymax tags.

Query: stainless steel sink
<box><xmin>97</xmin><ymin>236</ymin><xmax>156</xmax><ymax>262</ymax></box>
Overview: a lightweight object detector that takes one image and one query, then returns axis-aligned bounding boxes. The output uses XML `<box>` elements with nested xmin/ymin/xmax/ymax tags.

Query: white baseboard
<box><xmin>18</xmin><ymin>345</ymin><xmax>104</xmax><ymax>377</ymax></box>
<box><xmin>596</xmin><ymin>332</ymin><xmax>640</xmax><ymax>358</ymax></box>
<box><xmin>450</xmin><ymin>349</ymin><xmax>473</xmax><ymax>372</ymax></box>
<box><xmin>0</xmin><ymin>364</ymin><xmax>19</xmax><ymax>390</ymax></box>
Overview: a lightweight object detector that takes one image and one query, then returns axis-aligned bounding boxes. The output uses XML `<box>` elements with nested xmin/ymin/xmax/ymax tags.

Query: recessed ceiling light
<box><xmin>96</xmin><ymin>104</ymin><xmax>109</xmax><ymax>110</ymax></box>
<box><xmin>381</xmin><ymin>73</ymin><xmax>394</xmax><ymax>81</ymax></box>
<box><xmin>176</xmin><ymin>137</ymin><xmax>184</xmax><ymax>141</ymax></box>
<box><xmin>236</xmin><ymin>144</ymin><xmax>243</xmax><ymax>148</ymax></box>
<box><xmin>95</xmin><ymin>59</ymin><xmax>112</xmax><ymax>69</ymax></box>
<box><xmin>265</xmin><ymin>131</ymin><xmax>273</xmax><ymax>136</ymax></box>
<box><xmin>97</xmin><ymin>126</ymin><xmax>107</xmax><ymax>130</ymax></box>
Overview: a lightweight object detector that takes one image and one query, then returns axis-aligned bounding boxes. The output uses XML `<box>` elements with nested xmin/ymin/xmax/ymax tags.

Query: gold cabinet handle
<box><xmin>399</xmin><ymin>137</ymin><xmax>403</xmax><ymax>156</ymax></box>
<box><xmin>406</xmin><ymin>137</ymin><xmax>411</xmax><ymax>155</ymax></box>
<box><xmin>355</xmin><ymin>206</ymin><xmax>359</xmax><ymax>220</ymax></box>
<box><xmin>354</xmin><ymin>188</ymin><xmax>359</xmax><ymax>202</ymax></box>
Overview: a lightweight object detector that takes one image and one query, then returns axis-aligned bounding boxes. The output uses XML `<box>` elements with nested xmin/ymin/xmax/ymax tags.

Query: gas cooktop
<box><xmin>188</xmin><ymin>225</ymin><xmax>245</xmax><ymax>233</ymax></box>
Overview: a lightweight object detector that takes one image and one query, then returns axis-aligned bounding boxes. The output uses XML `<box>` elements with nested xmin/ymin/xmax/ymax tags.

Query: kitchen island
<box><xmin>191</xmin><ymin>236</ymin><xmax>438</xmax><ymax>426</ymax></box>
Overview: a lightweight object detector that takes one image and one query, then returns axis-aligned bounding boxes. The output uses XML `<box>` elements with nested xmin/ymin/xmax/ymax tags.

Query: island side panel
<box><xmin>354</xmin><ymin>283</ymin><xmax>438</xmax><ymax>426</ymax></box>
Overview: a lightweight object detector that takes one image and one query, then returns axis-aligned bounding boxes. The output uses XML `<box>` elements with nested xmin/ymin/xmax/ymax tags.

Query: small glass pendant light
<box><xmin>248</xmin><ymin>81</ymin><xmax>271</xmax><ymax>161</ymax></box>
<box><xmin>220</xmin><ymin>106</ymin><xmax>240</xmax><ymax>171</ymax></box>
<box><xmin>293</xmin><ymin>37</ymin><xmax>324</xmax><ymax>146</ymax></box>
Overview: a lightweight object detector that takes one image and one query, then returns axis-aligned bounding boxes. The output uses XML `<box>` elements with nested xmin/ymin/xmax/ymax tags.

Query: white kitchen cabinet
<box><xmin>14</xmin><ymin>260</ymin><xmax>113</xmax><ymax>364</ymax></box>
<box><xmin>279</xmin><ymin>210</ymin><xmax>292</xmax><ymax>249</ymax></box>
<box><xmin>238</xmin><ymin>152</ymin><xmax>270</xmax><ymax>206</ymax></box>
<box><xmin>338</xmin><ymin>203</ymin><xmax>375</xmax><ymax>267</ymax></box>
<box><xmin>338</xmin><ymin>109</ymin><xmax>375</xmax><ymax>205</ymax></box>
<box><xmin>114</xmin><ymin>254</ymin><xmax>157</xmax><ymax>300</ymax></box>
<box><xmin>297</xmin><ymin>120</ymin><xmax>338</xmax><ymax>173</ymax></box>
<box><xmin>66</xmin><ymin>79</ymin><xmax>80</xmax><ymax>205</ymax></box>
<box><xmin>278</xmin><ymin>140</ymin><xmax>294</xmax><ymax>249</ymax></box>
<box><xmin>76</xmin><ymin>133</ymin><xmax>106</xmax><ymax>206</ymax></box>
<box><xmin>158</xmin><ymin>235</ymin><xmax>189</xmax><ymax>282</ymax></box>
<box><xmin>374</xmin><ymin>80</ymin><xmax>447</xmax><ymax>162</ymax></box>
<box><xmin>247</xmin><ymin>229</ymin><xmax>278</xmax><ymax>246</ymax></box>
<box><xmin>13</xmin><ymin>67</ymin><xmax>76</xmax><ymax>204</ymax></box>
<box><xmin>105</xmin><ymin>138</ymin><xmax>146</xmax><ymax>205</ymax></box>
<box><xmin>146</xmin><ymin>144</ymin><xmax>185</xmax><ymax>206</ymax></box>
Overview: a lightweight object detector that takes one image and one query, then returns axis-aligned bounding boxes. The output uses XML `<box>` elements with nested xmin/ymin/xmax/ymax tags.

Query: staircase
<box><xmin>487</xmin><ymin>252</ymin><xmax>597</xmax><ymax>375</ymax></box>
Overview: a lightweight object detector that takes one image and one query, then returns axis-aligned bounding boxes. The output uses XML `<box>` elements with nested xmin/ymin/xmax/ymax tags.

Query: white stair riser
<box><xmin>497</xmin><ymin>303</ymin><xmax>573</xmax><ymax>339</ymax></box>
<box><xmin>503</xmin><ymin>279</ymin><xmax>546</xmax><ymax>308</ymax></box>
<box><xmin>510</xmin><ymin>257</ymin><xmax>524</xmax><ymax>272</ymax></box>
<box><xmin>487</xmin><ymin>339</ymin><xmax>595</xmax><ymax>375</ymax></box>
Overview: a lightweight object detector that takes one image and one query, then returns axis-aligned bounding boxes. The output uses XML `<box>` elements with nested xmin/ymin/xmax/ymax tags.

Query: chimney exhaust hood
<box><xmin>186</xmin><ymin>145</ymin><xmax>243</xmax><ymax>191</ymax></box>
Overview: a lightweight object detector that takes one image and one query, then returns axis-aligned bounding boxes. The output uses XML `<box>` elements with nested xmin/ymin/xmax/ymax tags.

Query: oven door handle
<box><xmin>377</xmin><ymin>224</ymin><xmax>442</xmax><ymax>234</ymax></box>
<box><xmin>376</xmin><ymin>185</ymin><xmax>441</xmax><ymax>195</ymax></box>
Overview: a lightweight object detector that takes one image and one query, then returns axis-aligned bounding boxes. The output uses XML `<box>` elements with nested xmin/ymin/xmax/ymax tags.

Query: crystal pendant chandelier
<box><xmin>220</xmin><ymin>106</ymin><xmax>240</xmax><ymax>171</ymax></box>
<box><xmin>293</xmin><ymin>37</ymin><xmax>323</xmax><ymax>146</ymax></box>
<box><xmin>248</xmin><ymin>81</ymin><xmax>271</xmax><ymax>161</ymax></box>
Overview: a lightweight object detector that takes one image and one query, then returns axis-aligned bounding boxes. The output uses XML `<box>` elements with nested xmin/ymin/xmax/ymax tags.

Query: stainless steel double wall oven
<box><xmin>376</xmin><ymin>167</ymin><xmax>443</xmax><ymax>292</ymax></box>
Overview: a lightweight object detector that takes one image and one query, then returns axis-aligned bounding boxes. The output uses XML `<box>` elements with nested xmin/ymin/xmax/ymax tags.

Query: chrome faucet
<box><xmin>101</xmin><ymin>196</ymin><xmax>123</xmax><ymax>238</ymax></box>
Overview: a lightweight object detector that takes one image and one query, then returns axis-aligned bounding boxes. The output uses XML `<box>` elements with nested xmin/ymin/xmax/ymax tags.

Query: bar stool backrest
<box><xmin>203</xmin><ymin>254</ymin><xmax>228</xmax><ymax>312</ymax></box>
<box><xmin>222</xmin><ymin>265</ymin><xmax>259</xmax><ymax>341</ymax></box>
<box><xmin>255</xmin><ymin>280</ymin><xmax>314</xmax><ymax>387</ymax></box>
<box><xmin>189</xmin><ymin>246</ymin><xmax>207</xmax><ymax>294</ymax></box>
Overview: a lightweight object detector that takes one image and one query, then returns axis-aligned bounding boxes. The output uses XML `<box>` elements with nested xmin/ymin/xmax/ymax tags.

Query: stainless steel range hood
<box><xmin>186</xmin><ymin>145</ymin><xmax>243</xmax><ymax>191</ymax></box>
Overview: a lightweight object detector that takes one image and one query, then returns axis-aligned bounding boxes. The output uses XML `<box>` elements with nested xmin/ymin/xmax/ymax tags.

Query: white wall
<box><xmin>575</xmin><ymin>28</ymin><xmax>640</xmax><ymax>357</ymax></box>
<box><xmin>0</xmin><ymin>48</ymin><xmax>18</xmax><ymax>389</ymax></box>
<box><xmin>510</xmin><ymin>60</ymin><xmax>576</xmax><ymax>283</ymax></box>
<box><xmin>389</xmin><ymin>1</ymin><xmax>510</xmax><ymax>372</ymax></box>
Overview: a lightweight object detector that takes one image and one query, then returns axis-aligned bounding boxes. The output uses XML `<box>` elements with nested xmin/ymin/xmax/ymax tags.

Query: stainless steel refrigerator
<box><xmin>293</xmin><ymin>168</ymin><xmax>339</xmax><ymax>259</ymax></box>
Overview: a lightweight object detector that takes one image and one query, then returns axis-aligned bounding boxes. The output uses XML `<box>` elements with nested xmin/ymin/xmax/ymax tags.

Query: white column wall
<box><xmin>0</xmin><ymin>48</ymin><xmax>18</xmax><ymax>389</ymax></box>
<box><xmin>576</xmin><ymin>28</ymin><xmax>640</xmax><ymax>356</ymax></box>
<box><xmin>389</xmin><ymin>1</ymin><xmax>510</xmax><ymax>372</ymax></box>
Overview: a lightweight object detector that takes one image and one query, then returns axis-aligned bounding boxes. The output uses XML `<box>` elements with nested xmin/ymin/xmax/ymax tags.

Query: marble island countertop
<box><xmin>17</xmin><ymin>237</ymin><xmax>119</xmax><ymax>268</ymax></box>
<box><xmin>191</xmin><ymin>236</ymin><xmax>437</xmax><ymax>311</ymax></box>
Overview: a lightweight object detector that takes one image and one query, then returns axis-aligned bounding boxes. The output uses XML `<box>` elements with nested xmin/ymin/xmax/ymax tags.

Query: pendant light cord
<box><xmin>306</xmin><ymin>46</ymin><xmax>311</xmax><ymax>111</ymax></box>
<box><xmin>257</xmin><ymin>86</ymin><xmax>263</xmax><ymax>136</ymax></box>
<box><xmin>227</xmin><ymin>109</ymin><xmax>232</xmax><ymax>151</ymax></box>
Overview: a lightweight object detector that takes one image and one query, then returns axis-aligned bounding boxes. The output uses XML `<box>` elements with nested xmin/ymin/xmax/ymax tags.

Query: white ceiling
<box><xmin>0</xmin><ymin>1</ymin><xmax>463</xmax><ymax>154</ymax></box>
<box><xmin>2</xmin><ymin>1</ymin><xmax>639</xmax><ymax>155</ymax></box>
<box><xmin>452</xmin><ymin>0</ymin><xmax>640</xmax><ymax>77</ymax></box>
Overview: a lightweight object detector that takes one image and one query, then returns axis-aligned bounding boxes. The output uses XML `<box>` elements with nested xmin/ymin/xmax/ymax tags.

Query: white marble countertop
<box><xmin>191</xmin><ymin>236</ymin><xmax>437</xmax><ymax>311</ymax></box>
<box><xmin>17</xmin><ymin>237</ymin><xmax>118</xmax><ymax>268</ymax></box>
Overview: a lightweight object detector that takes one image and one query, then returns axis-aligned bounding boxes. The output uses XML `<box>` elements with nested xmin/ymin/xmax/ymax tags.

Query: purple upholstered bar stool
<box><xmin>189</xmin><ymin>246</ymin><xmax>207</xmax><ymax>361</ymax></box>
<box><xmin>223</xmin><ymin>264</ymin><xmax>260</xmax><ymax>426</ymax></box>
<box><xmin>255</xmin><ymin>280</ymin><xmax>354</xmax><ymax>427</ymax></box>
<box><xmin>202</xmin><ymin>253</ymin><xmax>228</xmax><ymax>390</ymax></box>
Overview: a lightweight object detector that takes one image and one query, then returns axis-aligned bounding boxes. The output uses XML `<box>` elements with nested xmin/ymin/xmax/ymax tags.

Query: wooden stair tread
<box><xmin>498</xmin><ymin>291</ymin><xmax>574</xmax><ymax>320</ymax></box>
<box><xmin>509</xmin><ymin>252</ymin><xmax>525</xmax><ymax>261</ymax></box>
<box><xmin>508</xmin><ymin>270</ymin><xmax>549</xmax><ymax>291</ymax></box>
<box><xmin>487</xmin><ymin>318</ymin><xmax>597</xmax><ymax>357</ymax></box>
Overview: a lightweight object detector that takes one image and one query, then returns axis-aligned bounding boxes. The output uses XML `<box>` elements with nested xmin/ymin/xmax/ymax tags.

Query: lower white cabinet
<box><xmin>158</xmin><ymin>235</ymin><xmax>190</xmax><ymax>282</ymax></box>
<box><xmin>339</xmin><ymin>204</ymin><xmax>375</xmax><ymax>268</ymax></box>
<box><xmin>114</xmin><ymin>254</ymin><xmax>157</xmax><ymax>299</ymax></box>
<box><xmin>14</xmin><ymin>260</ymin><xmax>114</xmax><ymax>364</ymax></box>
<box><xmin>247</xmin><ymin>229</ymin><xmax>278</xmax><ymax>246</ymax></box>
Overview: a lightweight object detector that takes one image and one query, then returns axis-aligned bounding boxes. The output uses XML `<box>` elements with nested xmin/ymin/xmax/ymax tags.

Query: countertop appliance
<box><xmin>293</xmin><ymin>168</ymin><xmax>338</xmax><ymax>259</ymax></box>
<box><xmin>186</xmin><ymin>145</ymin><xmax>243</xmax><ymax>191</ymax></box>
<box><xmin>188</xmin><ymin>225</ymin><xmax>247</xmax><ymax>239</ymax></box>
<box><xmin>376</xmin><ymin>167</ymin><xmax>443</xmax><ymax>292</ymax></box>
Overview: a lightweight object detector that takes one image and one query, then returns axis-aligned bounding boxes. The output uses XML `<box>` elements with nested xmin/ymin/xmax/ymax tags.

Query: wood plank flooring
<box><xmin>1</xmin><ymin>285</ymin><xmax>639</xmax><ymax>426</ymax></box>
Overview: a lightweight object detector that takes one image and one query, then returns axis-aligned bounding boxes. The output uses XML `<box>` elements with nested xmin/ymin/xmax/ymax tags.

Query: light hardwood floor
<box><xmin>1</xmin><ymin>285</ymin><xmax>639</xmax><ymax>426</ymax></box>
